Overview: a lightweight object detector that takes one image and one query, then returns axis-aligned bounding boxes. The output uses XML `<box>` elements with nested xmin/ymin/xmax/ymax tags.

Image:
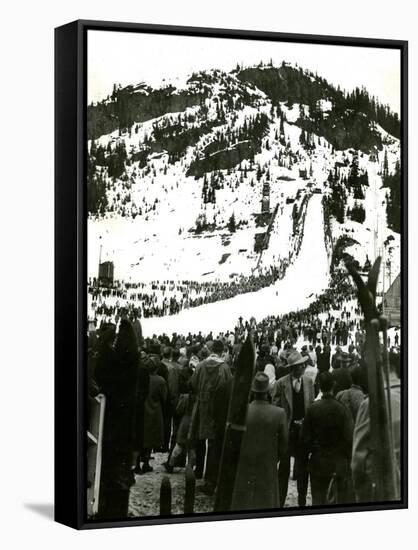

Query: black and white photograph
<box><xmin>85</xmin><ymin>27</ymin><xmax>405</xmax><ymax>523</ymax></box>
<box><xmin>2</xmin><ymin>0</ymin><xmax>417</xmax><ymax>546</ymax></box>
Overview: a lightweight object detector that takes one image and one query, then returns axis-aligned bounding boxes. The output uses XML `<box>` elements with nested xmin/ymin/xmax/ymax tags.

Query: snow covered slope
<box><xmin>87</xmin><ymin>63</ymin><xmax>401</xmax><ymax>326</ymax></box>
<box><xmin>141</xmin><ymin>193</ymin><xmax>329</xmax><ymax>336</ymax></box>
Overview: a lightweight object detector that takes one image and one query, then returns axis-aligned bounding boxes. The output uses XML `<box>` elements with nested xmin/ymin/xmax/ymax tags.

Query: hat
<box><xmin>213</xmin><ymin>339</ymin><xmax>224</xmax><ymax>354</ymax></box>
<box><xmin>145</xmin><ymin>354</ymin><xmax>160</xmax><ymax>372</ymax></box>
<box><xmin>264</xmin><ymin>364</ymin><xmax>276</xmax><ymax>384</ymax></box>
<box><xmin>339</xmin><ymin>352</ymin><xmax>352</xmax><ymax>364</ymax></box>
<box><xmin>251</xmin><ymin>372</ymin><xmax>270</xmax><ymax>393</ymax></box>
<box><xmin>286</xmin><ymin>350</ymin><xmax>309</xmax><ymax>368</ymax></box>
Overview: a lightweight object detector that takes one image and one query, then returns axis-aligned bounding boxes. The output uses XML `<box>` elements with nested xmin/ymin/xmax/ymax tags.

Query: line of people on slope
<box><xmin>88</xmin><ymin>264</ymin><xmax>283</xmax><ymax>319</ymax></box>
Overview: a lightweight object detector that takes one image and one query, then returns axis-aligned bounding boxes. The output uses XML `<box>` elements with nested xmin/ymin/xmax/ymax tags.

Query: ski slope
<box><xmin>142</xmin><ymin>194</ymin><xmax>330</xmax><ymax>337</ymax></box>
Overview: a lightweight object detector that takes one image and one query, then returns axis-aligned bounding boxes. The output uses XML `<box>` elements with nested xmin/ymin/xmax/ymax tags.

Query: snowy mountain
<box><xmin>87</xmin><ymin>62</ymin><xmax>401</xmax><ymax>314</ymax></box>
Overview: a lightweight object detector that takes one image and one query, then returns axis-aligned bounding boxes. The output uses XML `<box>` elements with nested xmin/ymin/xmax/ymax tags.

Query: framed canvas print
<box><xmin>55</xmin><ymin>20</ymin><xmax>408</xmax><ymax>529</ymax></box>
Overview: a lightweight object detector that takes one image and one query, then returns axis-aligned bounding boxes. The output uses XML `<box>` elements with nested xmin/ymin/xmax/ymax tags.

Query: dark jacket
<box><xmin>231</xmin><ymin>400</ymin><xmax>288</xmax><ymax>511</ymax></box>
<box><xmin>332</xmin><ymin>367</ymin><xmax>352</xmax><ymax>395</ymax></box>
<box><xmin>336</xmin><ymin>385</ymin><xmax>365</xmax><ymax>424</ymax></box>
<box><xmin>302</xmin><ymin>394</ymin><xmax>353</xmax><ymax>477</ymax></box>
<box><xmin>143</xmin><ymin>374</ymin><xmax>168</xmax><ymax>449</ymax></box>
<box><xmin>162</xmin><ymin>359</ymin><xmax>180</xmax><ymax>408</ymax></box>
<box><xmin>132</xmin><ymin>318</ymin><xmax>144</xmax><ymax>348</ymax></box>
<box><xmin>317</xmin><ymin>351</ymin><xmax>330</xmax><ymax>373</ymax></box>
<box><xmin>95</xmin><ymin>339</ymin><xmax>138</xmax><ymax>451</ymax></box>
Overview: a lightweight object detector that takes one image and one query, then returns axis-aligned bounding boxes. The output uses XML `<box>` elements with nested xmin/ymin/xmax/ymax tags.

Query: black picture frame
<box><xmin>55</xmin><ymin>19</ymin><xmax>408</xmax><ymax>530</ymax></box>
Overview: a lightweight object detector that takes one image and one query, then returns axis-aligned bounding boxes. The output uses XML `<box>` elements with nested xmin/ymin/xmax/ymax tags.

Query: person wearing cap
<box><xmin>272</xmin><ymin>349</ymin><xmax>315</xmax><ymax>507</ymax></box>
<box><xmin>231</xmin><ymin>372</ymin><xmax>288</xmax><ymax>511</ymax></box>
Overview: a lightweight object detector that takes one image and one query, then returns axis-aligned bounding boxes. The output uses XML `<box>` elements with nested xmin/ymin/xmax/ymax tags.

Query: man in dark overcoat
<box><xmin>161</xmin><ymin>346</ymin><xmax>180</xmax><ymax>452</ymax></box>
<box><xmin>302</xmin><ymin>372</ymin><xmax>353</xmax><ymax>506</ymax></box>
<box><xmin>140</xmin><ymin>355</ymin><xmax>168</xmax><ymax>473</ymax></box>
<box><xmin>272</xmin><ymin>350</ymin><xmax>315</xmax><ymax>507</ymax></box>
<box><xmin>190</xmin><ymin>339</ymin><xmax>232</xmax><ymax>495</ymax></box>
<box><xmin>231</xmin><ymin>372</ymin><xmax>288</xmax><ymax>511</ymax></box>
<box><xmin>95</xmin><ymin>320</ymin><xmax>139</xmax><ymax>519</ymax></box>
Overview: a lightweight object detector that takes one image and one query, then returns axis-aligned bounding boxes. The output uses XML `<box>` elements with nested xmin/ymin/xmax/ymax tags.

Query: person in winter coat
<box><xmin>96</xmin><ymin>319</ymin><xmax>139</xmax><ymax>519</ymax></box>
<box><xmin>131</xmin><ymin>351</ymin><xmax>150</xmax><ymax>476</ymax></box>
<box><xmin>139</xmin><ymin>355</ymin><xmax>168</xmax><ymax>473</ymax></box>
<box><xmin>335</xmin><ymin>366</ymin><xmax>366</xmax><ymax>424</ymax></box>
<box><xmin>351</xmin><ymin>351</ymin><xmax>401</xmax><ymax>503</ymax></box>
<box><xmin>163</xmin><ymin>392</ymin><xmax>196</xmax><ymax>474</ymax></box>
<box><xmin>302</xmin><ymin>372</ymin><xmax>353</xmax><ymax>506</ymax></box>
<box><xmin>131</xmin><ymin>311</ymin><xmax>144</xmax><ymax>349</ymax></box>
<box><xmin>161</xmin><ymin>346</ymin><xmax>180</xmax><ymax>452</ymax></box>
<box><xmin>190</xmin><ymin>339</ymin><xmax>233</xmax><ymax>494</ymax></box>
<box><xmin>231</xmin><ymin>372</ymin><xmax>288</xmax><ymax>511</ymax></box>
<box><xmin>271</xmin><ymin>350</ymin><xmax>315</xmax><ymax>507</ymax></box>
<box><xmin>331</xmin><ymin>352</ymin><xmax>353</xmax><ymax>395</ymax></box>
<box><xmin>316</xmin><ymin>345</ymin><xmax>329</xmax><ymax>374</ymax></box>
<box><xmin>256</xmin><ymin>343</ymin><xmax>275</xmax><ymax>373</ymax></box>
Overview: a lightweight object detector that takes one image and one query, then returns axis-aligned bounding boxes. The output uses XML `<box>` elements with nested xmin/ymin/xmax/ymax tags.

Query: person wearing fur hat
<box><xmin>231</xmin><ymin>372</ymin><xmax>288</xmax><ymax>511</ymax></box>
<box><xmin>272</xmin><ymin>349</ymin><xmax>315</xmax><ymax>507</ymax></box>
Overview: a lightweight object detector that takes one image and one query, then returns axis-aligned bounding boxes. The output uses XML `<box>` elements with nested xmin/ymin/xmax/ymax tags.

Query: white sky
<box><xmin>88</xmin><ymin>29</ymin><xmax>401</xmax><ymax>114</ymax></box>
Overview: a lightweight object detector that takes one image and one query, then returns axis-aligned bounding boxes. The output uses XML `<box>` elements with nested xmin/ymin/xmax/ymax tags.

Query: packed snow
<box><xmin>138</xmin><ymin>194</ymin><xmax>330</xmax><ymax>336</ymax></box>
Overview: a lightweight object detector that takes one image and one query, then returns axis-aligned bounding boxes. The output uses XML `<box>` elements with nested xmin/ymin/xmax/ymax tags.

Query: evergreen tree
<box><xmin>384</xmin><ymin>160</ymin><xmax>401</xmax><ymax>233</ymax></box>
<box><xmin>228</xmin><ymin>212</ymin><xmax>237</xmax><ymax>232</ymax></box>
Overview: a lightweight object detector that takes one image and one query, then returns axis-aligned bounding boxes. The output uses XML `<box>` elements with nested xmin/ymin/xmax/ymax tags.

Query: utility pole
<box><xmin>381</xmin><ymin>245</ymin><xmax>385</xmax><ymax>315</ymax></box>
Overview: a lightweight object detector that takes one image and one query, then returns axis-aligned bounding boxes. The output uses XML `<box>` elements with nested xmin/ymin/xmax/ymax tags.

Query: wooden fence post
<box><xmin>184</xmin><ymin>465</ymin><xmax>196</xmax><ymax>514</ymax></box>
<box><xmin>160</xmin><ymin>476</ymin><xmax>172</xmax><ymax>516</ymax></box>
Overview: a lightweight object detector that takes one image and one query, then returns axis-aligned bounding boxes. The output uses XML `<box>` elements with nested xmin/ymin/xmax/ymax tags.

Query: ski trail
<box><xmin>142</xmin><ymin>194</ymin><xmax>330</xmax><ymax>337</ymax></box>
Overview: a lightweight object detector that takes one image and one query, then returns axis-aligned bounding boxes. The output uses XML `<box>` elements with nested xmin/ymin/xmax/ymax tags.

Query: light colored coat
<box><xmin>272</xmin><ymin>373</ymin><xmax>315</xmax><ymax>428</ymax></box>
<box><xmin>351</xmin><ymin>374</ymin><xmax>401</xmax><ymax>501</ymax></box>
<box><xmin>190</xmin><ymin>354</ymin><xmax>232</xmax><ymax>440</ymax></box>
